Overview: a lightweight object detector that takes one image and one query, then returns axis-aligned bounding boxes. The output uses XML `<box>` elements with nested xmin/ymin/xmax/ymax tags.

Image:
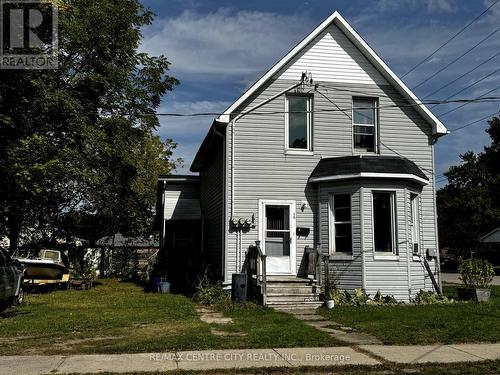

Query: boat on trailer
<box><xmin>13</xmin><ymin>249</ymin><xmax>70</xmax><ymax>284</ymax></box>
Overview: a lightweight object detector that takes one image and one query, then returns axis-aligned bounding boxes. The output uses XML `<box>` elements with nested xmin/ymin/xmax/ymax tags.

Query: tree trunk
<box><xmin>8</xmin><ymin>214</ymin><xmax>20</xmax><ymax>255</ymax></box>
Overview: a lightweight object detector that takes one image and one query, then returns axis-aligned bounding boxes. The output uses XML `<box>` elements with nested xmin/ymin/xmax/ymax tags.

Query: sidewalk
<box><xmin>0</xmin><ymin>343</ymin><xmax>498</xmax><ymax>374</ymax></box>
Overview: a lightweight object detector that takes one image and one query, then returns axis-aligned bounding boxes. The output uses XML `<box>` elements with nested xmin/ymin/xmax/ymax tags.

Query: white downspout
<box><xmin>360</xmin><ymin>186</ymin><xmax>366</xmax><ymax>291</ymax></box>
<box><xmin>405</xmin><ymin>187</ymin><xmax>412</xmax><ymax>301</ymax></box>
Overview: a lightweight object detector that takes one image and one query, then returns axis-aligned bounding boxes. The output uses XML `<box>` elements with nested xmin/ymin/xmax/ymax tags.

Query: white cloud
<box><xmin>376</xmin><ymin>0</ymin><xmax>455</xmax><ymax>13</ymax></box>
<box><xmin>141</xmin><ymin>9</ymin><xmax>313</xmax><ymax>76</ymax></box>
<box><xmin>427</xmin><ymin>0</ymin><xmax>455</xmax><ymax>13</ymax></box>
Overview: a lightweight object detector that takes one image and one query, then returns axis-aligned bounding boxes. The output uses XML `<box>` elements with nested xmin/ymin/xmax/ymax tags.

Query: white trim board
<box><xmin>309</xmin><ymin>172</ymin><xmax>429</xmax><ymax>186</ymax></box>
<box><xmin>217</xmin><ymin>11</ymin><xmax>447</xmax><ymax>137</ymax></box>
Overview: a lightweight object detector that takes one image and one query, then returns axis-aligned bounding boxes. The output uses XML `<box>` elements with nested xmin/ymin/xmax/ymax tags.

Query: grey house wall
<box><xmin>199</xmin><ymin>140</ymin><xmax>225</xmax><ymax>279</ymax></box>
<box><xmin>223</xmin><ymin>78</ymin><xmax>439</xmax><ymax>300</ymax></box>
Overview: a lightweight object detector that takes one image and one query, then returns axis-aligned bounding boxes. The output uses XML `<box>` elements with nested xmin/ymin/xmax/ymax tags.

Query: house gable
<box><xmin>275</xmin><ymin>23</ymin><xmax>387</xmax><ymax>86</ymax></box>
<box><xmin>217</xmin><ymin>11</ymin><xmax>447</xmax><ymax>136</ymax></box>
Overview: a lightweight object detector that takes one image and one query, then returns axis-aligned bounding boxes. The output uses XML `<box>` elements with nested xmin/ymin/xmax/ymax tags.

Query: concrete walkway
<box><xmin>282</xmin><ymin>308</ymin><xmax>382</xmax><ymax>345</ymax></box>
<box><xmin>0</xmin><ymin>343</ymin><xmax>498</xmax><ymax>374</ymax></box>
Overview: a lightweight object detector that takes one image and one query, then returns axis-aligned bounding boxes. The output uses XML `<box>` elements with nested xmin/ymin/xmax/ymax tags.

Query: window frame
<box><xmin>410</xmin><ymin>192</ymin><xmax>421</xmax><ymax>256</ymax></box>
<box><xmin>352</xmin><ymin>97</ymin><xmax>378</xmax><ymax>153</ymax></box>
<box><xmin>285</xmin><ymin>94</ymin><xmax>313</xmax><ymax>153</ymax></box>
<box><xmin>329</xmin><ymin>193</ymin><xmax>353</xmax><ymax>255</ymax></box>
<box><xmin>371</xmin><ymin>190</ymin><xmax>398</xmax><ymax>256</ymax></box>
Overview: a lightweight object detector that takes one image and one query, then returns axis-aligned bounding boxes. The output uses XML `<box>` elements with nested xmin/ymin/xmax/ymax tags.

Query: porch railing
<box><xmin>247</xmin><ymin>240</ymin><xmax>267</xmax><ymax>305</ymax></box>
<box><xmin>305</xmin><ymin>244</ymin><xmax>329</xmax><ymax>296</ymax></box>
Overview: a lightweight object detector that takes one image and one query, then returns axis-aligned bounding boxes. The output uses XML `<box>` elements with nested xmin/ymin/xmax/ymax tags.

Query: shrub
<box><xmin>414</xmin><ymin>289</ymin><xmax>451</xmax><ymax>304</ymax></box>
<box><xmin>193</xmin><ymin>284</ymin><xmax>231</xmax><ymax>306</ymax></box>
<box><xmin>329</xmin><ymin>289</ymin><xmax>397</xmax><ymax>306</ymax></box>
<box><xmin>459</xmin><ymin>258</ymin><xmax>495</xmax><ymax>288</ymax></box>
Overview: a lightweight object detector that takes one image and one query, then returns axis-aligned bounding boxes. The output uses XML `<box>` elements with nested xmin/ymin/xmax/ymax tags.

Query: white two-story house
<box><xmin>158</xmin><ymin>11</ymin><xmax>448</xmax><ymax>308</ymax></box>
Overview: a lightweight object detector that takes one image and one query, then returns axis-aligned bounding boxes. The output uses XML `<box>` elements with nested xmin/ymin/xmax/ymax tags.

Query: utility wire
<box><xmin>449</xmin><ymin>109</ymin><xmax>500</xmax><ymax>132</ymax></box>
<box><xmin>147</xmin><ymin>97</ymin><xmax>500</xmax><ymax>118</ymax></box>
<box><xmin>434</xmin><ymin>66</ymin><xmax>500</xmax><ymax>105</ymax></box>
<box><xmin>438</xmin><ymin>87</ymin><xmax>500</xmax><ymax>117</ymax></box>
<box><xmin>412</xmin><ymin>25</ymin><xmax>500</xmax><ymax>90</ymax></box>
<box><xmin>402</xmin><ymin>0</ymin><xmax>500</xmax><ymax>78</ymax></box>
<box><xmin>315</xmin><ymin>89</ymin><xmax>352</xmax><ymax>120</ymax></box>
<box><xmin>423</xmin><ymin>50</ymin><xmax>500</xmax><ymax>99</ymax></box>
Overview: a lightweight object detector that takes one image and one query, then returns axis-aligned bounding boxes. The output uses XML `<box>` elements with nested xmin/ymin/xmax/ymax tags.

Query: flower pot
<box><xmin>325</xmin><ymin>299</ymin><xmax>335</xmax><ymax>309</ymax></box>
<box><xmin>457</xmin><ymin>287</ymin><xmax>491</xmax><ymax>302</ymax></box>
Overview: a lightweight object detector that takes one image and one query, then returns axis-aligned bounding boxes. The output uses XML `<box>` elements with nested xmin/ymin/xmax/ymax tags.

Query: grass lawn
<box><xmin>87</xmin><ymin>360</ymin><xmax>500</xmax><ymax>375</ymax></box>
<box><xmin>0</xmin><ymin>279</ymin><xmax>340</xmax><ymax>355</ymax></box>
<box><xmin>319</xmin><ymin>284</ymin><xmax>500</xmax><ymax>345</ymax></box>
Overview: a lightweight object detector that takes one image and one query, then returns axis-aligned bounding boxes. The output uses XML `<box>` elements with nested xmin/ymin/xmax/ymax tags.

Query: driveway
<box><xmin>441</xmin><ymin>272</ymin><xmax>500</xmax><ymax>286</ymax></box>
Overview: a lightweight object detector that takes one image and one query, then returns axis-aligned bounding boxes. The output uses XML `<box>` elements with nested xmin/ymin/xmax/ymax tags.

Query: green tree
<box><xmin>437</xmin><ymin>116</ymin><xmax>500</xmax><ymax>257</ymax></box>
<box><xmin>0</xmin><ymin>0</ymin><xmax>179</xmax><ymax>251</ymax></box>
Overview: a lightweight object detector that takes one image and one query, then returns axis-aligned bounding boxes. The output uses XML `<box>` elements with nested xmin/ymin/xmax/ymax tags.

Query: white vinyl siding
<box><xmin>276</xmin><ymin>23</ymin><xmax>388</xmax><ymax>85</ymax></box>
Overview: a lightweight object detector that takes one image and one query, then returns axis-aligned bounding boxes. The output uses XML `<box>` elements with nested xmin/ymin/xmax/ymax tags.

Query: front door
<box><xmin>260</xmin><ymin>200</ymin><xmax>296</xmax><ymax>275</ymax></box>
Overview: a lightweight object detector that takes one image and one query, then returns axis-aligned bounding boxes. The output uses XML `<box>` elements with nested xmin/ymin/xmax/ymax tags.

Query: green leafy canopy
<box><xmin>0</xmin><ymin>0</ymin><xmax>180</xmax><ymax>249</ymax></box>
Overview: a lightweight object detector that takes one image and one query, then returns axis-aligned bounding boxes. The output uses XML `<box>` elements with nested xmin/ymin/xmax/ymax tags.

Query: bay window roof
<box><xmin>309</xmin><ymin>155</ymin><xmax>429</xmax><ymax>185</ymax></box>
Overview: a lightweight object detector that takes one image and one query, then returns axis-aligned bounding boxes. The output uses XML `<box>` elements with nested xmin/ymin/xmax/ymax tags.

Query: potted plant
<box><xmin>323</xmin><ymin>275</ymin><xmax>336</xmax><ymax>309</ymax></box>
<box><xmin>457</xmin><ymin>258</ymin><xmax>495</xmax><ymax>302</ymax></box>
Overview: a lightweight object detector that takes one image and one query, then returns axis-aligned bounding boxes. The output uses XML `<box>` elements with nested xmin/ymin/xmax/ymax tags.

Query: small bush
<box><xmin>414</xmin><ymin>289</ymin><xmax>451</xmax><ymax>304</ymax></box>
<box><xmin>459</xmin><ymin>258</ymin><xmax>495</xmax><ymax>288</ymax></box>
<box><xmin>328</xmin><ymin>289</ymin><xmax>397</xmax><ymax>306</ymax></box>
<box><xmin>193</xmin><ymin>284</ymin><xmax>231</xmax><ymax>306</ymax></box>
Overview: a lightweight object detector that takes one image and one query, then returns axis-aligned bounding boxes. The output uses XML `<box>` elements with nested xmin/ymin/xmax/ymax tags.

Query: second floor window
<box><xmin>353</xmin><ymin>98</ymin><xmax>377</xmax><ymax>152</ymax></box>
<box><xmin>286</xmin><ymin>95</ymin><xmax>311</xmax><ymax>150</ymax></box>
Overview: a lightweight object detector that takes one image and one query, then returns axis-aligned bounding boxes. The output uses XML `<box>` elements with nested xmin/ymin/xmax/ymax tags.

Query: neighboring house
<box><xmin>480</xmin><ymin>228</ymin><xmax>500</xmax><ymax>264</ymax></box>
<box><xmin>158</xmin><ymin>12</ymin><xmax>447</xmax><ymax>307</ymax></box>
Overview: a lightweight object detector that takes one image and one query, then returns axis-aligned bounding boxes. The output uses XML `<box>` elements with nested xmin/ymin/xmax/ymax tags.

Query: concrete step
<box><xmin>266</xmin><ymin>286</ymin><xmax>319</xmax><ymax>294</ymax></box>
<box><xmin>267</xmin><ymin>293</ymin><xmax>321</xmax><ymax>303</ymax></box>
<box><xmin>268</xmin><ymin>301</ymin><xmax>324</xmax><ymax>310</ymax></box>
<box><xmin>265</xmin><ymin>276</ymin><xmax>315</xmax><ymax>284</ymax></box>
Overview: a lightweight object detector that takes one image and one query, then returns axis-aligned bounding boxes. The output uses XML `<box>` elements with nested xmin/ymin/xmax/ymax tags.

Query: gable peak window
<box><xmin>353</xmin><ymin>98</ymin><xmax>377</xmax><ymax>152</ymax></box>
<box><xmin>286</xmin><ymin>95</ymin><xmax>311</xmax><ymax>150</ymax></box>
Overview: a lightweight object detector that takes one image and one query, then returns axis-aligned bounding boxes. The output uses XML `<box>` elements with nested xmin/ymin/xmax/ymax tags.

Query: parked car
<box><xmin>0</xmin><ymin>248</ymin><xmax>24</xmax><ymax>311</ymax></box>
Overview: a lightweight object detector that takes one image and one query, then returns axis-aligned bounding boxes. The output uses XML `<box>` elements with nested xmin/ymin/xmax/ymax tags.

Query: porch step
<box><xmin>266</xmin><ymin>286</ymin><xmax>319</xmax><ymax>294</ymax></box>
<box><xmin>266</xmin><ymin>276</ymin><xmax>315</xmax><ymax>284</ymax></box>
<box><xmin>266</xmin><ymin>293</ymin><xmax>321</xmax><ymax>303</ymax></box>
<box><xmin>268</xmin><ymin>300</ymin><xmax>324</xmax><ymax>310</ymax></box>
<box><xmin>262</xmin><ymin>276</ymin><xmax>323</xmax><ymax>309</ymax></box>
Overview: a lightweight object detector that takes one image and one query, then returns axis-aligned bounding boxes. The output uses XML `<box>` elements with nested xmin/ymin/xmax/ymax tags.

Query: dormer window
<box><xmin>353</xmin><ymin>98</ymin><xmax>377</xmax><ymax>152</ymax></box>
<box><xmin>286</xmin><ymin>95</ymin><xmax>312</xmax><ymax>151</ymax></box>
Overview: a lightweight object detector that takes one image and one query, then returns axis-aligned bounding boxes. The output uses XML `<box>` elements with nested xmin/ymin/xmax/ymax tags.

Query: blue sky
<box><xmin>140</xmin><ymin>0</ymin><xmax>500</xmax><ymax>185</ymax></box>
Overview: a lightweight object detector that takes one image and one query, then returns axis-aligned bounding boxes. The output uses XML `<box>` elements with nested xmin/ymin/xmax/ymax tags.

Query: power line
<box><xmin>436</xmin><ymin>66</ymin><xmax>500</xmax><ymax>104</ymax></box>
<box><xmin>449</xmin><ymin>109</ymin><xmax>500</xmax><ymax>132</ymax></box>
<box><xmin>423</xmin><ymin>50</ymin><xmax>500</xmax><ymax>99</ymax></box>
<box><xmin>412</xmin><ymin>24</ymin><xmax>500</xmax><ymax>90</ymax></box>
<box><xmin>315</xmin><ymin>88</ymin><xmax>352</xmax><ymax>120</ymax></box>
<box><xmin>148</xmin><ymin>97</ymin><xmax>500</xmax><ymax>118</ymax></box>
<box><xmin>402</xmin><ymin>0</ymin><xmax>500</xmax><ymax>78</ymax></box>
<box><xmin>438</xmin><ymin>87</ymin><xmax>500</xmax><ymax>117</ymax></box>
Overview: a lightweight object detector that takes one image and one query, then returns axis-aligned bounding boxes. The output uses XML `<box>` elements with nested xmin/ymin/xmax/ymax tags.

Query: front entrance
<box><xmin>259</xmin><ymin>200</ymin><xmax>296</xmax><ymax>275</ymax></box>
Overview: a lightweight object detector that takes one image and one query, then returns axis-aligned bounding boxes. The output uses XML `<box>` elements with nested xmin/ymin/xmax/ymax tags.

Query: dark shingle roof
<box><xmin>310</xmin><ymin>155</ymin><xmax>428</xmax><ymax>182</ymax></box>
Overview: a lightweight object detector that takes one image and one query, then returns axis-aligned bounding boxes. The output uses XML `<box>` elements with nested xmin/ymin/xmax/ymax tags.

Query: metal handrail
<box><xmin>254</xmin><ymin>240</ymin><xmax>267</xmax><ymax>306</ymax></box>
